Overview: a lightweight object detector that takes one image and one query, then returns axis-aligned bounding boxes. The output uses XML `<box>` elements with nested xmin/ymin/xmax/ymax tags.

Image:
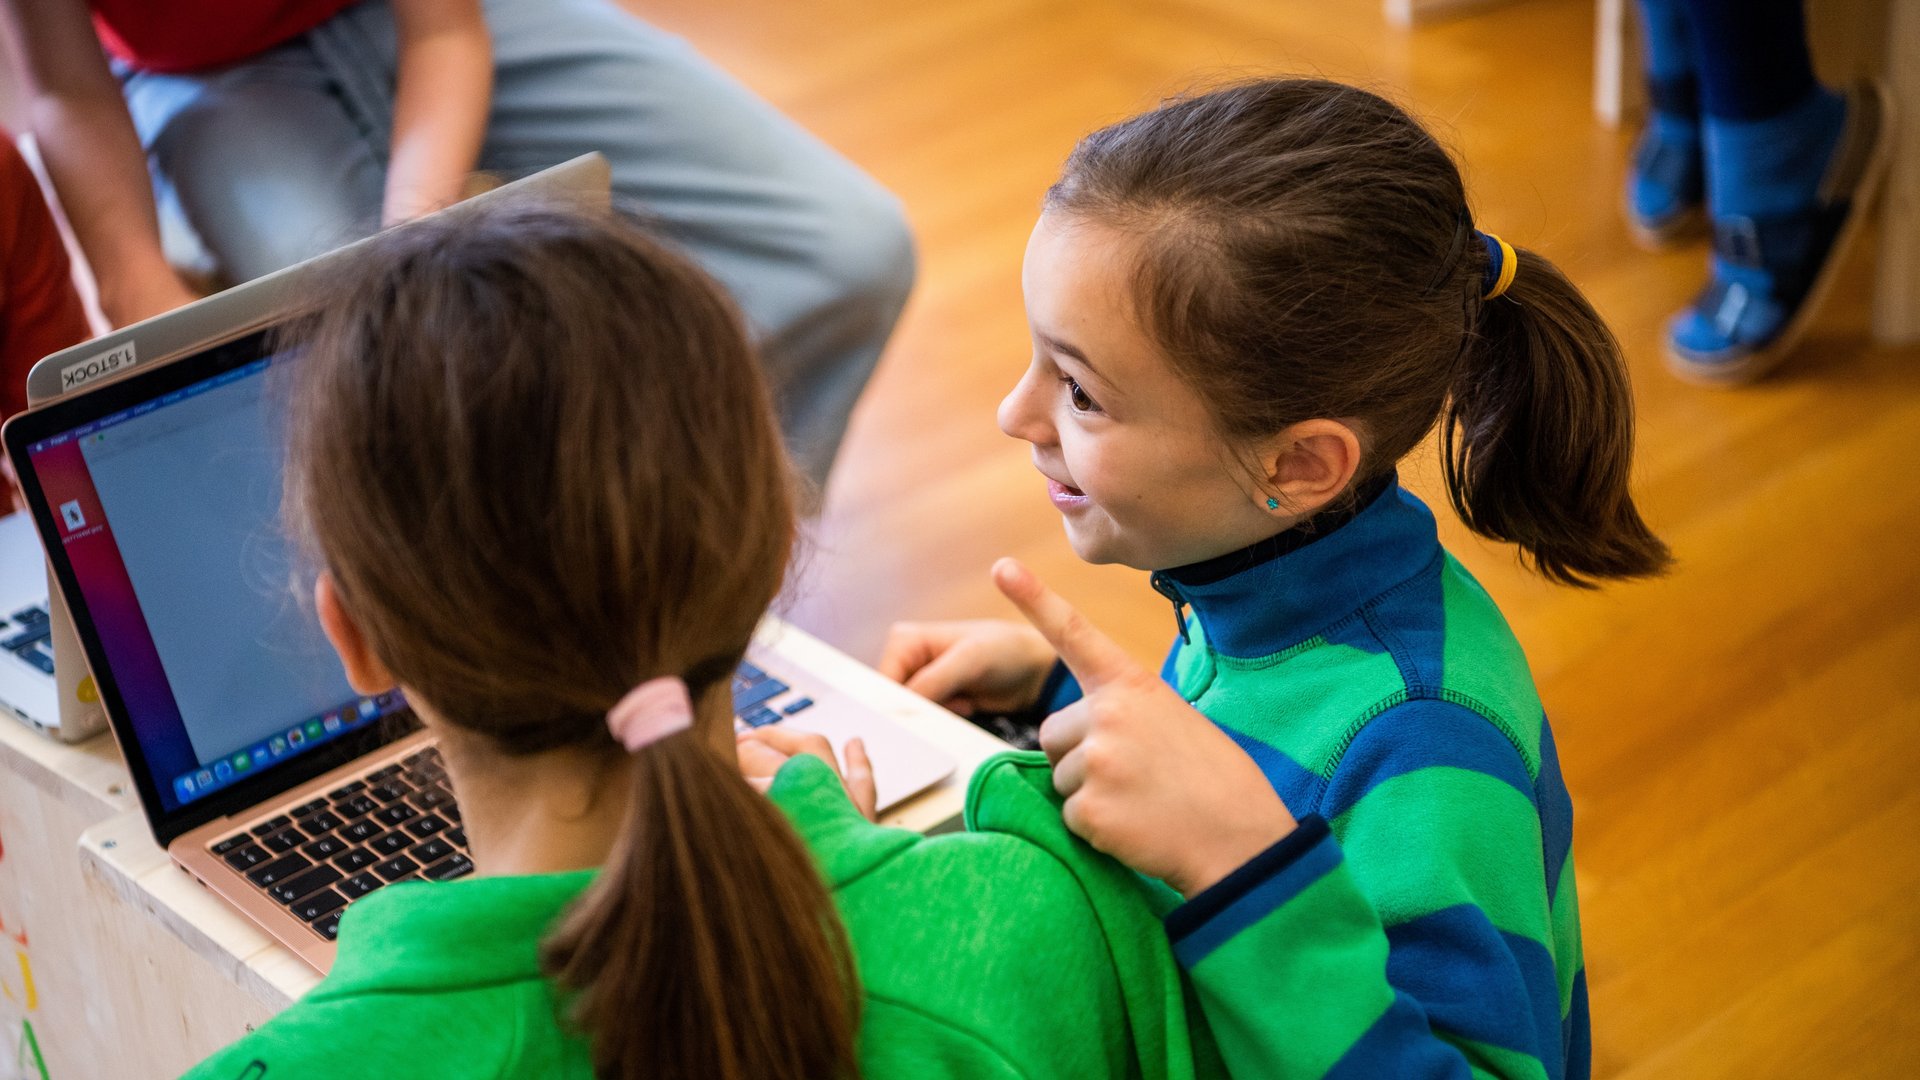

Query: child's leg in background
<box><xmin>116</xmin><ymin>0</ymin><xmax>914</xmax><ymax>491</ymax></box>
<box><xmin>1684</xmin><ymin>0</ymin><xmax>1836</xmax><ymax>217</ymax></box>
<box><xmin>470</xmin><ymin>0</ymin><xmax>915</xmax><ymax>492</ymax></box>
<box><xmin>1626</xmin><ymin>0</ymin><xmax>1704</xmax><ymax>243</ymax></box>
<box><xmin>1666</xmin><ymin>0</ymin><xmax>1886</xmax><ymax>375</ymax></box>
<box><xmin>115</xmin><ymin>49</ymin><xmax>389</xmax><ymax>287</ymax></box>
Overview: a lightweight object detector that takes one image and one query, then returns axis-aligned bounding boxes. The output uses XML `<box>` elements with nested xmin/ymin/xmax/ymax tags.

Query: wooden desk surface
<box><xmin>0</xmin><ymin>697</ymin><xmax>129</xmax><ymax>818</ymax></box>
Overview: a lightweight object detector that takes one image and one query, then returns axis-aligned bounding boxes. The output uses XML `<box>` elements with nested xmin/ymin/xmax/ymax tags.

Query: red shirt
<box><xmin>90</xmin><ymin>0</ymin><xmax>360</xmax><ymax>74</ymax></box>
<box><xmin>0</xmin><ymin>133</ymin><xmax>91</xmax><ymax>418</ymax></box>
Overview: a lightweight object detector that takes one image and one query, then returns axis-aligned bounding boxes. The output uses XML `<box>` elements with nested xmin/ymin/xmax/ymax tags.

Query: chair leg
<box><xmin>1594</xmin><ymin>0</ymin><xmax>1646</xmax><ymax>129</ymax></box>
<box><xmin>1383</xmin><ymin>0</ymin><xmax>1513</xmax><ymax>30</ymax></box>
<box><xmin>1871</xmin><ymin>0</ymin><xmax>1918</xmax><ymax>343</ymax></box>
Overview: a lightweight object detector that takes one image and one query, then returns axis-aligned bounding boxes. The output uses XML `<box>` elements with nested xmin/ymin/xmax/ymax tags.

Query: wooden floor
<box><xmin>635</xmin><ymin>1</ymin><xmax>1920</xmax><ymax>1075</ymax></box>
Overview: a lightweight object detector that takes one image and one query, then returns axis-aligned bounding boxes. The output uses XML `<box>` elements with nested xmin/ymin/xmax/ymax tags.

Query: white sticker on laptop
<box><xmin>60</xmin><ymin>341</ymin><xmax>139</xmax><ymax>392</ymax></box>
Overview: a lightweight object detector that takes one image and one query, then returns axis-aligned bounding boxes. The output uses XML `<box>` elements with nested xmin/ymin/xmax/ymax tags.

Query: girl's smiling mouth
<box><xmin>1047</xmin><ymin>477</ymin><xmax>1090</xmax><ymax>509</ymax></box>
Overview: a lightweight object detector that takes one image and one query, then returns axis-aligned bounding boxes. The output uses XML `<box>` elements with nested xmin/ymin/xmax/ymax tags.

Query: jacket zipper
<box><xmin>1149</xmin><ymin>572</ymin><xmax>1191</xmax><ymax>644</ymax></box>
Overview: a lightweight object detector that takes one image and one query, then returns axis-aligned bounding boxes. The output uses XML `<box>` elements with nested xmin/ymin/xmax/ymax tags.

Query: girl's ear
<box><xmin>315</xmin><ymin>572</ymin><xmax>399</xmax><ymax>696</ymax></box>
<box><xmin>1258</xmin><ymin>419</ymin><xmax>1363</xmax><ymax>517</ymax></box>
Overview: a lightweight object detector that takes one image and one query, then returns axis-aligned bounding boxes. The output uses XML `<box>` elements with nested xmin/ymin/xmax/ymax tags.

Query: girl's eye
<box><xmin>1059</xmin><ymin>375</ymin><xmax>1100</xmax><ymax>414</ymax></box>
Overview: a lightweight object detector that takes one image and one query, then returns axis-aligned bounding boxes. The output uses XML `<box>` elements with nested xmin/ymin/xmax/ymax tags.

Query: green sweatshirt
<box><xmin>184</xmin><ymin>752</ymin><xmax>1285</xmax><ymax>1079</ymax></box>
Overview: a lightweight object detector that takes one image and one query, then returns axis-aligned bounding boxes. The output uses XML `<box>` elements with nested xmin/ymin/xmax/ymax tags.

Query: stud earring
<box><xmin>1266</xmin><ymin>497</ymin><xmax>1280</xmax><ymax>511</ymax></box>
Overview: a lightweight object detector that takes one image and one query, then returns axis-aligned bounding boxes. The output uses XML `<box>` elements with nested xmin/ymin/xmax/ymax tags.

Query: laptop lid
<box><xmin>4</xmin><ymin>328</ymin><xmax>407</xmax><ymax>847</ymax></box>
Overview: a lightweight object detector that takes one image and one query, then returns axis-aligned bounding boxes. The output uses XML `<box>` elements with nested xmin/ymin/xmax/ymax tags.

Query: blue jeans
<box><xmin>119</xmin><ymin>0</ymin><xmax>914</xmax><ymax>488</ymax></box>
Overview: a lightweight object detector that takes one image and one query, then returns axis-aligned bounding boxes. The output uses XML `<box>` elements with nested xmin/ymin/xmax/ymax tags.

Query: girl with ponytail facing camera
<box><xmin>182</xmin><ymin>201</ymin><xmax>1319</xmax><ymax>1080</ymax></box>
<box><xmin>885</xmin><ymin>78</ymin><xmax>1673</xmax><ymax>1079</ymax></box>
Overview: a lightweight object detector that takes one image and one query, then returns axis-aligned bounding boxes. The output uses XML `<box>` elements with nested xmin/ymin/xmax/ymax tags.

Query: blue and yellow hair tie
<box><xmin>1478</xmin><ymin>231</ymin><xmax>1517</xmax><ymax>300</ymax></box>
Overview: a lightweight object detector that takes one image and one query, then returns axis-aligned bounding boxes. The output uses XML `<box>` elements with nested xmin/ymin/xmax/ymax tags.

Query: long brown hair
<box><xmin>1047</xmin><ymin>78</ymin><xmax>1671</xmax><ymax>586</ymax></box>
<box><xmin>280</xmin><ymin>201</ymin><xmax>860</xmax><ymax>1079</ymax></box>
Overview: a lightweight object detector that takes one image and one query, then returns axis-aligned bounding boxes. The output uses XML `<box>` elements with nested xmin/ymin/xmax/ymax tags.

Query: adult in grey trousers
<box><xmin>7</xmin><ymin>0</ymin><xmax>912</xmax><ymax>488</ymax></box>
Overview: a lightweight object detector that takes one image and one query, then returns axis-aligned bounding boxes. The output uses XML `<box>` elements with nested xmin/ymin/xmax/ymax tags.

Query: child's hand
<box><xmin>993</xmin><ymin>558</ymin><xmax>1297</xmax><ymax>898</ymax></box>
<box><xmin>877</xmin><ymin>619</ymin><xmax>1057</xmax><ymax>717</ymax></box>
<box><xmin>737</xmin><ymin>727</ymin><xmax>878</xmax><ymax>822</ymax></box>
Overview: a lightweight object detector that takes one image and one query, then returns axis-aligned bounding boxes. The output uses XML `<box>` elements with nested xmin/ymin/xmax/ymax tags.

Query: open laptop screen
<box><xmin>6</xmin><ymin>330</ymin><xmax>409</xmax><ymax>837</ymax></box>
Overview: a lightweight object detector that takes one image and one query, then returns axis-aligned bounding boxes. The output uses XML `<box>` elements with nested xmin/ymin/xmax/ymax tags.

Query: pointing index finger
<box><xmin>992</xmin><ymin>557</ymin><xmax>1136</xmax><ymax>689</ymax></box>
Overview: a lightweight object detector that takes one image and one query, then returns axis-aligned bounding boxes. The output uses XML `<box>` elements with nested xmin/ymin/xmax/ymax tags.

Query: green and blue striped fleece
<box><xmin>1047</xmin><ymin>477</ymin><xmax>1589</xmax><ymax>1079</ymax></box>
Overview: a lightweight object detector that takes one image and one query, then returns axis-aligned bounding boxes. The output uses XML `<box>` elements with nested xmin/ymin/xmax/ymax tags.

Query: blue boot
<box><xmin>1625</xmin><ymin>79</ymin><xmax>1706</xmax><ymax>248</ymax></box>
<box><xmin>1667</xmin><ymin>81</ymin><xmax>1891</xmax><ymax>384</ymax></box>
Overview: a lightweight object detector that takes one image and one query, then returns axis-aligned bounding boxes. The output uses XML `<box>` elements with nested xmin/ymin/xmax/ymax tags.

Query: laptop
<box><xmin>4</xmin><ymin>162</ymin><xmax>954</xmax><ymax>973</ymax></box>
<box><xmin>0</xmin><ymin>508</ymin><xmax>115</xmax><ymax>742</ymax></box>
<box><xmin>0</xmin><ymin>513</ymin><xmax>60</xmax><ymax>729</ymax></box>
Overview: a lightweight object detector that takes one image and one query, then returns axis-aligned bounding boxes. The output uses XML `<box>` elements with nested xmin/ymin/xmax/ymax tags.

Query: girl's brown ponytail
<box><xmin>543</xmin><ymin>717</ymin><xmax>859</xmax><ymax>1080</ymax></box>
<box><xmin>1444</xmin><ymin>245</ymin><xmax>1673</xmax><ymax>586</ymax></box>
<box><xmin>282</xmin><ymin>201</ymin><xmax>860</xmax><ymax>1079</ymax></box>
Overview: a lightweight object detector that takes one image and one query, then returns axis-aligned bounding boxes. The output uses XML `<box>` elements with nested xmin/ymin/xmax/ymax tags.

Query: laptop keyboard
<box><xmin>1</xmin><ymin>605</ymin><xmax>54</xmax><ymax>675</ymax></box>
<box><xmin>732</xmin><ymin>661</ymin><xmax>815</xmax><ymax>731</ymax></box>
<box><xmin>202</xmin><ymin>662</ymin><xmax>816</xmax><ymax>943</ymax></box>
<box><xmin>207</xmin><ymin>746</ymin><xmax>469</xmax><ymax>942</ymax></box>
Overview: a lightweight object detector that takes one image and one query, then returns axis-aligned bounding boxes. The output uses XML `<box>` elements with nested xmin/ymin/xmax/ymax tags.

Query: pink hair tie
<box><xmin>606</xmin><ymin>676</ymin><xmax>694</xmax><ymax>751</ymax></box>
